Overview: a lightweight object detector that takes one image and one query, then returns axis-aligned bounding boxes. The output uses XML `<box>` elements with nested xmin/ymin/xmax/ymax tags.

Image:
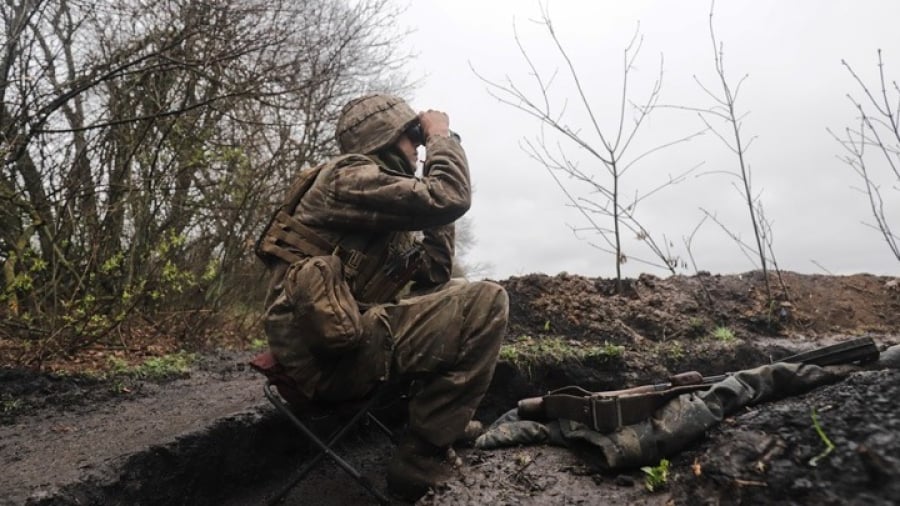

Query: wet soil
<box><xmin>672</xmin><ymin>369</ymin><xmax>900</xmax><ymax>506</ymax></box>
<box><xmin>503</xmin><ymin>271</ymin><xmax>900</xmax><ymax>345</ymax></box>
<box><xmin>1</xmin><ymin>271</ymin><xmax>898</xmax><ymax>505</ymax></box>
<box><xmin>0</xmin><ymin>352</ymin><xmax>269</xmax><ymax>505</ymax></box>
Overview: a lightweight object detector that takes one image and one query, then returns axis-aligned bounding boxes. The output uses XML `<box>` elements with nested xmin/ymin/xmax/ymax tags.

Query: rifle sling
<box><xmin>541</xmin><ymin>383</ymin><xmax>712</xmax><ymax>433</ymax></box>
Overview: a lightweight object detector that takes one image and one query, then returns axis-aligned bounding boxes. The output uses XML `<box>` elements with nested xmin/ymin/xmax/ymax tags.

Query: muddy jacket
<box><xmin>261</xmin><ymin>135</ymin><xmax>470</xmax><ymax>397</ymax></box>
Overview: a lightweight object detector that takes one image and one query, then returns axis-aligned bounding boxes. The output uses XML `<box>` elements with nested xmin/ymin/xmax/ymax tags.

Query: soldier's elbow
<box><xmin>447</xmin><ymin>197</ymin><xmax>471</xmax><ymax>221</ymax></box>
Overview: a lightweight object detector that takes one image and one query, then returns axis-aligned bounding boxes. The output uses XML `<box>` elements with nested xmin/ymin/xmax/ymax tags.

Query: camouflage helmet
<box><xmin>336</xmin><ymin>94</ymin><xmax>417</xmax><ymax>154</ymax></box>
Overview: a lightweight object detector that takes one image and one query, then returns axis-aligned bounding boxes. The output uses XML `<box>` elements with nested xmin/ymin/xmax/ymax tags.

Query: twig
<box><xmin>734</xmin><ymin>479</ymin><xmax>767</xmax><ymax>487</ymax></box>
<box><xmin>810</xmin><ymin>260</ymin><xmax>835</xmax><ymax>275</ymax></box>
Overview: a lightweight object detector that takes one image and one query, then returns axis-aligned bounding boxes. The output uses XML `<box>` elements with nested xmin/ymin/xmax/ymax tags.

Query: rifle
<box><xmin>516</xmin><ymin>337</ymin><xmax>880</xmax><ymax>434</ymax></box>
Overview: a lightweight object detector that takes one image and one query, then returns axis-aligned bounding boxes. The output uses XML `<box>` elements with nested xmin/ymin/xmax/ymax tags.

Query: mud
<box><xmin>672</xmin><ymin>369</ymin><xmax>900</xmax><ymax>506</ymax></box>
<box><xmin>0</xmin><ymin>271</ymin><xmax>898</xmax><ymax>505</ymax></box>
<box><xmin>0</xmin><ymin>352</ymin><xmax>280</xmax><ymax>505</ymax></box>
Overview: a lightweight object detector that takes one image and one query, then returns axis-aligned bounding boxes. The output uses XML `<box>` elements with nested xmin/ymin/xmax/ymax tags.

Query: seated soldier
<box><xmin>257</xmin><ymin>94</ymin><xmax>509</xmax><ymax>501</ymax></box>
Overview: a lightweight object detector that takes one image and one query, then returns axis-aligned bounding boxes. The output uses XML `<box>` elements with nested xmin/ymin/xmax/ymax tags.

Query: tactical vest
<box><xmin>255</xmin><ymin>155</ymin><xmax>422</xmax><ymax>304</ymax></box>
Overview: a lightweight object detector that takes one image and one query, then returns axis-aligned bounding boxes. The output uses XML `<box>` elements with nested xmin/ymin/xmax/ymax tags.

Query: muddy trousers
<box><xmin>386</xmin><ymin>281</ymin><xmax>509</xmax><ymax>447</ymax></box>
<box><xmin>314</xmin><ymin>280</ymin><xmax>509</xmax><ymax>448</ymax></box>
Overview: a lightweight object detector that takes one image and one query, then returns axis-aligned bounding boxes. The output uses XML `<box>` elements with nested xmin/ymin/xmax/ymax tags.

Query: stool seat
<box><xmin>249</xmin><ymin>350</ymin><xmax>394</xmax><ymax>505</ymax></box>
<box><xmin>249</xmin><ymin>351</ymin><xmax>307</xmax><ymax>406</ymax></box>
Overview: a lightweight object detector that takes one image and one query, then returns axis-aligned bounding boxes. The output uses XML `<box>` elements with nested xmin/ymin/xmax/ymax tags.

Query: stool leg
<box><xmin>366</xmin><ymin>412</ymin><xmax>397</xmax><ymax>444</ymax></box>
<box><xmin>264</xmin><ymin>383</ymin><xmax>391</xmax><ymax>505</ymax></box>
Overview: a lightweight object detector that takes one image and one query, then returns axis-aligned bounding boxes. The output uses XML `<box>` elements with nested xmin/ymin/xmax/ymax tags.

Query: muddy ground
<box><xmin>1</xmin><ymin>271</ymin><xmax>898</xmax><ymax>505</ymax></box>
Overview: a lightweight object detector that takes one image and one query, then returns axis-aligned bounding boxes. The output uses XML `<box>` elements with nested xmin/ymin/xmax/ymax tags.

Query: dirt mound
<box><xmin>500</xmin><ymin>271</ymin><xmax>900</xmax><ymax>343</ymax></box>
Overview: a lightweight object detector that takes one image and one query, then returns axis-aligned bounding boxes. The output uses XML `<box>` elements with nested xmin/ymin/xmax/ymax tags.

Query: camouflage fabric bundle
<box><xmin>476</xmin><ymin>361</ymin><xmax>851</xmax><ymax>470</ymax></box>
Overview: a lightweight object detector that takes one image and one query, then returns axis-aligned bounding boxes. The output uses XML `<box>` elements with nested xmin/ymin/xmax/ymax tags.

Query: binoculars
<box><xmin>405</xmin><ymin>122</ymin><xmax>461</xmax><ymax>145</ymax></box>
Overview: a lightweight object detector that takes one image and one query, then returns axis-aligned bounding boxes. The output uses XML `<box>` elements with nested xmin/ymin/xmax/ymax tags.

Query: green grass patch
<box><xmin>107</xmin><ymin>350</ymin><xmax>196</xmax><ymax>380</ymax></box>
<box><xmin>500</xmin><ymin>335</ymin><xmax>624</xmax><ymax>371</ymax></box>
<box><xmin>641</xmin><ymin>458</ymin><xmax>670</xmax><ymax>492</ymax></box>
<box><xmin>711</xmin><ymin>326</ymin><xmax>736</xmax><ymax>342</ymax></box>
<box><xmin>661</xmin><ymin>340</ymin><xmax>685</xmax><ymax>360</ymax></box>
<box><xmin>1</xmin><ymin>397</ymin><xmax>22</xmax><ymax>414</ymax></box>
<box><xmin>249</xmin><ymin>337</ymin><xmax>267</xmax><ymax>351</ymax></box>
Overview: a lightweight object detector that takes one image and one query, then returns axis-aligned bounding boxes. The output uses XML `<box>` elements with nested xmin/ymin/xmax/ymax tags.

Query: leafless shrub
<box><xmin>474</xmin><ymin>4</ymin><xmax>705</xmax><ymax>293</ymax></box>
<box><xmin>667</xmin><ymin>2</ymin><xmax>786</xmax><ymax>304</ymax></box>
<box><xmin>829</xmin><ymin>50</ymin><xmax>900</xmax><ymax>263</ymax></box>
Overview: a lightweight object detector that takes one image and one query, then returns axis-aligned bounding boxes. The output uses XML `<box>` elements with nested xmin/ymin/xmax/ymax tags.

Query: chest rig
<box><xmin>255</xmin><ymin>155</ymin><xmax>423</xmax><ymax>304</ymax></box>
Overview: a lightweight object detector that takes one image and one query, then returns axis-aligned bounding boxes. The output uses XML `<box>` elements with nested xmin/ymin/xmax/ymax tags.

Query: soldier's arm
<box><xmin>298</xmin><ymin>135</ymin><xmax>470</xmax><ymax>231</ymax></box>
<box><xmin>412</xmin><ymin>223</ymin><xmax>455</xmax><ymax>288</ymax></box>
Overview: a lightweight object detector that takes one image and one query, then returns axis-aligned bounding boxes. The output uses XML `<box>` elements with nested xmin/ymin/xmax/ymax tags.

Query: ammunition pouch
<box><xmin>283</xmin><ymin>255</ymin><xmax>362</xmax><ymax>355</ymax></box>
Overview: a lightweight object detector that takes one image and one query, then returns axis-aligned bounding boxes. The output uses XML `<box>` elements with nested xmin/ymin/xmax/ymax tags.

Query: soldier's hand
<box><xmin>419</xmin><ymin>110</ymin><xmax>450</xmax><ymax>140</ymax></box>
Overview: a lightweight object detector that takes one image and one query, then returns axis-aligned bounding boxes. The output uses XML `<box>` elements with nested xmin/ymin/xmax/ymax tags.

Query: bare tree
<box><xmin>474</xmin><ymin>4</ymin><xmax>704</xmax><ymax>293</ymax></box>
<box><xmin>452</xmin><ymin>215</ymin><xmax>493</xmax><ymax>279</ymax></box>
<box><xmin>829</xmin><ymin>50</ymin><xmax>900</xmax><ymax>263</ymax></box>
<box><xmin>668</xmin><ymin>2</ymin><xmax>785</xmax><ymax>304</ymax></box>
<box><xmin>0</xmin><ymin>0</ymin><xmax>411</xmax><ymax>362</ymax></box>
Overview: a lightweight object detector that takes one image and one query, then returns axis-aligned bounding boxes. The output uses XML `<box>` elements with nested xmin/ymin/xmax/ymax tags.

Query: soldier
<box><xmin>257</xmin><ymin>94</ymin><xmax>509</xmax><ymax>500</ymax></box>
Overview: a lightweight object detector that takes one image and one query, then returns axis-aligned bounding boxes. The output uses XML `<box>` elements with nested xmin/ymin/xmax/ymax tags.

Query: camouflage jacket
<box><xmin>264</xmin><ymin>134</ymin><xmax>470</xmax><ymax>307</ymax></box>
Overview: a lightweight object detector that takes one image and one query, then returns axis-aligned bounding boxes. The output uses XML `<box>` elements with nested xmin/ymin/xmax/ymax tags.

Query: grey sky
<box><xmin>398</xmin><ymin>1</ymin><xmax>900</xmax><ymax>279</ymax></box>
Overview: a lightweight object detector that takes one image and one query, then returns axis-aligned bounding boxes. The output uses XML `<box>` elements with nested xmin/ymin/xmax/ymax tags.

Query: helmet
<box><xmin>336</xmin><ymin>94</ymin><xmax>417</xmax><ymax>154</ymax></box>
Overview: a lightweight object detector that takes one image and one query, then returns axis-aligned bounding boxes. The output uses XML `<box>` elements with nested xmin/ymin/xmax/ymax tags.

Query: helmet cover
<box><xmin>336</xmin><ymin>94</ymin><xmax>417</xmax><ymax>154</ymax></box>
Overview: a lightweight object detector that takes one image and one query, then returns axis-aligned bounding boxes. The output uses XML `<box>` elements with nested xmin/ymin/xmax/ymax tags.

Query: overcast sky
<box><xmin>397</xmin><ymin>0</ymin><xmax>900</xmax><ymax>280</ymax></box>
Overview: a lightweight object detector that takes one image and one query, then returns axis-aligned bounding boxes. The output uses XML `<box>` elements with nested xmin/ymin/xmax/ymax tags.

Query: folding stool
<box><xmin>249</xmin><ymin>351</ymin><xmax>396</xmax><ymax>505</ymax></box>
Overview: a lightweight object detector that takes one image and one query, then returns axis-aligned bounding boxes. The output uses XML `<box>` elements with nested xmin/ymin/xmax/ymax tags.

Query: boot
<box><xmin>386</xmin><ymin>434</ymin><xmax>455</xmax><ymax>501</ymax></box>
<box><xmin>455</xmin><ymin>420</ymin><xmax>484</xmax><ymax>446</ymax></box>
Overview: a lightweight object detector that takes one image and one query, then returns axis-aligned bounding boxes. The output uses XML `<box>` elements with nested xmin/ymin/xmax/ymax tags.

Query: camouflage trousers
<box><xmin>268</xmin><ymin>279</ymin><xmax>509</xmax><ymax>448</ymax></box>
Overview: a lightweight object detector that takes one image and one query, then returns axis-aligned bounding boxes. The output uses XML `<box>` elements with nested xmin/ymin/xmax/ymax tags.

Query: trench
<box><xmin>30</xmin><ymin>339</ymin><xmax>806</xmax><ymax>506</ymax></box>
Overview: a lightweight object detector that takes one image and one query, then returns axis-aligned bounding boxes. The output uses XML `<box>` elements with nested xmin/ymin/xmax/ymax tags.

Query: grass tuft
<box><xmin>1</xmin><ymin>398</ymin><xmax>22</xmax><ymax>414</ymax></box>
<box><xmin>641</xmin><ymin>458</ymin><xmax>670</xmax><ymax>492</ymax></box>
<box><xmin>499</xmin><ymin>335</ymin><xmax>624</xmax><ymax>372</ymax></box>
<box><xmin>107</xmin><ymin>350</ymin><xmax>196</xmax><ymax>380</ymax></box>
<box><xmin>711</xmin><ymin>326</ymin><xmax>736</xmax><ymax>342</ymax></box>
<box><xmin>249</xmin><ymin>337</ymin><xmax>267</xmax><ymax>351</ymax></box>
